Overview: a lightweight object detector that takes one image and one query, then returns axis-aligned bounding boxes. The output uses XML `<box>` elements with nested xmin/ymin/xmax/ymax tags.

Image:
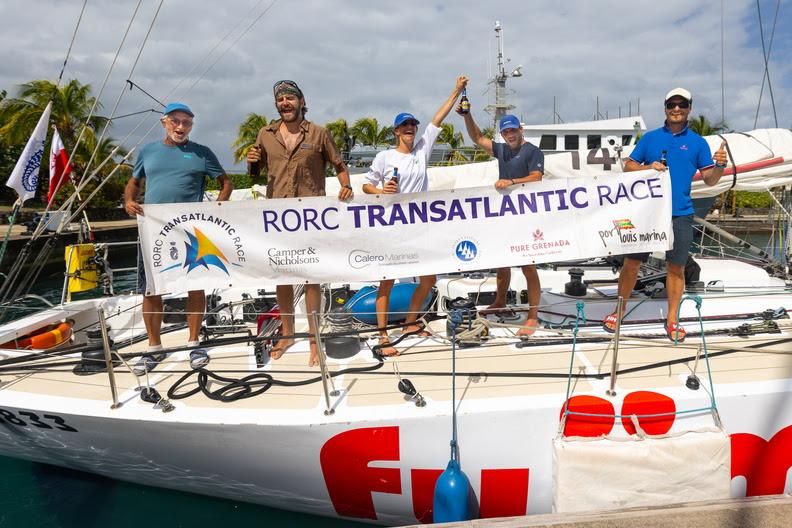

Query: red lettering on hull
<box><xmin>731</xmin><ymin>424</ymin><xmax>792</xmax><ymax>496</ymax></box>
<box><xmin>319</xmin><ymin>426</ymin><xmax>401</xmax><ymax>520</ymax></box>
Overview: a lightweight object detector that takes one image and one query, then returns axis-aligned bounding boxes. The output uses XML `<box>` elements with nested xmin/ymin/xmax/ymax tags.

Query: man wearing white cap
<box><xmin>603</xmin><ymin>88</ymin><xmax>728</xmax><ymax>342</ymax></box>
<box><xmin>125</xmin><ymin>102</ymin><xmax>233</xmax><ymax>374</ymax></box>
<box><xmin>460</xmin><ymin>109</ymin><xmax>545</xmax><ymax>336</ymax></box>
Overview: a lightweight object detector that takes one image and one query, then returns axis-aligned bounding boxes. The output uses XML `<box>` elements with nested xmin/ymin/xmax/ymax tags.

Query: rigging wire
<box><xmin>163</xmin><ymin>0</ymin><xmax>272</xmax><ymax>100</ymax></box>
<box><xmin>55</xmin><ymin>0</ymin><xmax>89</xmax><ymax>90</ymax></box>
<box><xmin>181</xmin><ymin>0</ymin><xmax>279</xmax><ymax>98</ymax></box>
<box><xmin>753</xmin><ymin>0</ymin><xmax>780</xmax><ymax>128</ymax></box>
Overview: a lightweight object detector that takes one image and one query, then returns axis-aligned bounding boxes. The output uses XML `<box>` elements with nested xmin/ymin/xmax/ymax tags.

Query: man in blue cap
<box><xmin>604</xmin><ymin>87</ymin><xmax>728</xmax><ymax>342</ymax></box>
<box><xmin>124</xmin><ymin>102</ymin><xmax>232</xmax><ymax>375</ymax></box>
<box><xmin>362</xmin><ymin>76</ymin><xmax>467</xmax><ymax>355</ymax></box>
<box><xmin>460</xmin><ymin>108</ymin><xmax>545</xmax><ymax>336</ymax></box>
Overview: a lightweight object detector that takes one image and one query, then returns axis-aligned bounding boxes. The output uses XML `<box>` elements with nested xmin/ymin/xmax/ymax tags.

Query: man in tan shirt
<box><xmin>248</xmin><ymin>80</ymin><xmax>353</xmax><ymax>366</ymax></box>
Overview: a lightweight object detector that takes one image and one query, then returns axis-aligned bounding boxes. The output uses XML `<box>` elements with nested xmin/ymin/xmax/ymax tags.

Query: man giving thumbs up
<box><xmin>604</xmin><ymin>87</ymin><xmax>727</xmax><ymax>343</ymax></box>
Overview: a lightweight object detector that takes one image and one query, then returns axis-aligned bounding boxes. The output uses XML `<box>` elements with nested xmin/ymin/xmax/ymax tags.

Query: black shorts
<box><xmin>626</xmin><ymin>214</ymin><xmax>694</xmax><ymax>266</ymax></box>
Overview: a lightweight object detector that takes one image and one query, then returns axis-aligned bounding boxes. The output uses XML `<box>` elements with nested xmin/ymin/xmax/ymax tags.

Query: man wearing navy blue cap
<box><xmin>361</xmin><ymin>76</ymin><xmax>468</xmax><ymax>354</ymax></box>
<box><xmin>604</xmin><ymin>87</ymin><xmax>728</xmax><ymax>342</ymax></box>
<box><xmin>460</xmin><ymin>108</ymin><xmax>545</xmax><ymax>336</ymax></box>
<box><xmin>125</xmin><ymin>102</ymin><xmax>232</xmax><ymax>375</ymax></box>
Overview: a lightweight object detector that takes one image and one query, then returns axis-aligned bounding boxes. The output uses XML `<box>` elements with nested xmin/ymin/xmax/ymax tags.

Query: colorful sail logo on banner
<box><xmin>5</xmin><ymin>102</ymin><xmax>52</xmax><ymax>205</ymax></box>
<box><xmin>48</xmin><ymin>126</ymin><xmax>73</xmax><ymax>205</ymax></box>
<box><xmin>183</xmin><ymin>227</ymin><xmax>230</xmax><ymax>274</ymax></box>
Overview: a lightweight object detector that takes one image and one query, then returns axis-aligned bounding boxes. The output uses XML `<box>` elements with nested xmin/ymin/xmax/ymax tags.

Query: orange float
<box><xmin>0</xmin><ymin>321</ymin><xmax>73</xmax><ymax>350</ymax></box>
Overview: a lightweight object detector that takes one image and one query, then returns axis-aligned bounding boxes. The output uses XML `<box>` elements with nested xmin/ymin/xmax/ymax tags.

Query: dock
<box><xmin>401</xmin><ymin>495</ymin><xmax>792</xmax><ymax>528</ymax></box>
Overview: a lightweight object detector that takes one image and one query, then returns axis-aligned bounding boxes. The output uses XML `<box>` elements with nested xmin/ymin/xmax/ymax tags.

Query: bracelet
<box><xmin>714</xmin><ymin>162</ymin><xmax>727</xmax><ymax>169</ymax></box>
<box><xmin>342</xmin><ymin>184</ymin><xmax>353</xmax><ymax>190</ymax></box>
<box><xmin>509</xmin><ymin>179</ymin><xmax>516</xmax><ymax>185</ymax></box>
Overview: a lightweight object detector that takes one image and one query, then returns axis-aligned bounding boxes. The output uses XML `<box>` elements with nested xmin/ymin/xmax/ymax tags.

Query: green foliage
<box><xmin>350</xmin><ymin>117</ymin><xmax>394</xmax><ymax>147</ymax></box>
<box><xmin>325</xmin><ymin>118</ymin><xmax>356</xmax><ymax>162</ymax></box>
<box><xmin>734</xmin><ymin>191</ymin><xmax>773</xmax><ymax>209</ymax></box>
<box><xmin>0</xmin><ymin>79</ymin><xmax>127</xmax><ymax>208</ymax></box>
<box><xmin>481</xmin><ymin>127</ymin><xmax>495</xmax><ymax>140</ymax></box>
<box><xmin>232</xmin><ymin>112</ymin><xmax>268</xmax><ymax>164</ymax></box>
<box><xmin>688</xmin><ymin>114</ymin><xmax>728</xmax><ymax>136</ymax></box>
<box><xmin>204</xmin><ymin>172</ymin><xmax>253</xmax><ymax>191</ymax></box>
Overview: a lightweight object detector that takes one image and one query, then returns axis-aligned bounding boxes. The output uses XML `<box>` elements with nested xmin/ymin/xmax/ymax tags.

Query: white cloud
<box><xmin>1</xmin><ymin>0</ymin><xmax>789</xmax><ymax>170</ymax></box>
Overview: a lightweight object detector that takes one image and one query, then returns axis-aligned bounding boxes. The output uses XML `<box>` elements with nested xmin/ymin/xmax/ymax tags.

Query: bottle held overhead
<box><xmin>459</xmin><ymin>89</ymin><xmax>470</xmax><ymax>115</ymax></box>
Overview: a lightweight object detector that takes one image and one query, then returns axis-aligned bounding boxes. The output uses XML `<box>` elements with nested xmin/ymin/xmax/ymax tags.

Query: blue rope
<box><xmin>562</xmin><ymin>302</ymin><xmax>586</xmax><ymax>418</ymax></box>
<box><xmin>677</xmin><ymin>294</ymin><xmax>718</xmax><ymax>413</ymax></box>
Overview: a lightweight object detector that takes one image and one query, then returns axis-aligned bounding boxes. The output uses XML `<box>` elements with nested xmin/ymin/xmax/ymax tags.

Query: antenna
<box><xmin>484</xmin><ymin>21</ymin><xmax>520</xmax><ymax>129</ymax></box>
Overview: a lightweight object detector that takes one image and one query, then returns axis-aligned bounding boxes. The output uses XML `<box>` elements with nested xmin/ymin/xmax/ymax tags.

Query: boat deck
<box><xmin>2</xmin><ymin>315</ymin><xmax>791</xmax><ymax>418</ymax></box>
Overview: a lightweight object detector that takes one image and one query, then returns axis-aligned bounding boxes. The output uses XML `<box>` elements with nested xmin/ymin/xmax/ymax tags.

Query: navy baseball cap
<box><xmin>163</xmin><ymin>102</ymin><xmax>194</xmax><ymax>117</ymax></box>
<box><xmin>394</xmin><ymin>112</ymin><xmax>420</xmax><ymax>127</ymax></box>
<box><xmin>499</xmin><ymin>114</ymin><xmax>521</xmax><ymax>132</ymax></box>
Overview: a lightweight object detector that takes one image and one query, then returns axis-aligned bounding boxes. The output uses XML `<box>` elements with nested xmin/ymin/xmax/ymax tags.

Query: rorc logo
<box><xmin>454</xmin><ymin>239</ymin><xmax>479</xmax><ymax>262</ymax></box>
<box><xmin>152</xmin><ymin>213</ymin><xmax>246</xmax><ymax>276</ymax></box>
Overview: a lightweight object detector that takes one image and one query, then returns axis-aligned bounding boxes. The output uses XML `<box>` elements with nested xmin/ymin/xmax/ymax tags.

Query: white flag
<box><xmin>5</xmin><ymin>101</ymin><xmax>52</xmax><ymax>205</ymax></box>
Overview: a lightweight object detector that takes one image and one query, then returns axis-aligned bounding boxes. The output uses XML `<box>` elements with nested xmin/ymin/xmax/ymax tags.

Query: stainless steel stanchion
<box><xmin>606</xmin><ymin>296</ymin><xmax>623</xmax><ymax>397</ymax></box>
<box><xmin>312</xmin><ymin>312</ymin><xmax>338</xmax><ymax>416</ymax></box>
<box><xmin>98</xmin><ymin>308</ymin><xmax>121</xmax><ymax>409</ymax></box>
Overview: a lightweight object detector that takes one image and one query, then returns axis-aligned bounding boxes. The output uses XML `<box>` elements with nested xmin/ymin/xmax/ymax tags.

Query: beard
<box><xmin>278</xmin><ymin>104</ymin><xmax>303</xmax><ymax>123</ymax></box>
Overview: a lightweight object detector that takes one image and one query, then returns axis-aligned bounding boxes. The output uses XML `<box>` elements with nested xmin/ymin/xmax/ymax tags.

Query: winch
<box><xmin>445</xmin><ymin>297</ymin><xmax>488</xmax><ymax>348</ymax></box>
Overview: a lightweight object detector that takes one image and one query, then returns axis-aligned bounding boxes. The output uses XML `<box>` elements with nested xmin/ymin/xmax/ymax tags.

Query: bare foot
<box><xmin>403</xmin><ymin>324</ymin><xmax>431</xmax><ymax>337</ymax></box>
<box><xmin>377</xmin><ymin>337</ymin><xmax>400</xmax><ymax>357</ymax></box>
<box><xmin>270</xmin><ymin>338</ymin><xmax>295</xmax><ymax>360</ymax></box>
<box><xmin>516</xmin><ymin>318</ymin><xmax>540</xmax><ymax>337</ymax></box>
<box><xmin>308</xmin><ymin>340</ymin><xmax>320</xmax><ymax>367</ymax></box>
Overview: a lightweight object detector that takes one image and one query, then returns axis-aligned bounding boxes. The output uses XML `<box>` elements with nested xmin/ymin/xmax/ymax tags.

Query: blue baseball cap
<box><xmin>163</xmin><ymin>102</ymin><xmax>194</xmax><ymax>117</ymax></box>
<box><xmin>394</xmin><ymin>112</ymin><xmax>420</xmax><ymax>127</ymax></box>
<box><xmin>499</xmin><ymin>114</ymin><xmax>521</xmax><ymax>132</ymax></box>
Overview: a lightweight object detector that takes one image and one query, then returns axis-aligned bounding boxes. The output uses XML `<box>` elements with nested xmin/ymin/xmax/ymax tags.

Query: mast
<box><xmin>484</xmin><ymin>21</ymin><xmax>521</xmax><ymax>130</ymax></box>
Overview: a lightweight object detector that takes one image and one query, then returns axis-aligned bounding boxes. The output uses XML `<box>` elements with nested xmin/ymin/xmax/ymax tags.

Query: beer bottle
<box><xmin>659</xmin><ymin>150</ymin><xmax>668</xmax><ymax>167</ymax></box>
<box><xmin>391</xmin><ymin>167</ymin><xmax>399</xmax><ymax>184</ymax></box>
<box><xmin>459</xmin><ymin>89</ymin><xmax>470</xmax><ymax>115</ymax></box>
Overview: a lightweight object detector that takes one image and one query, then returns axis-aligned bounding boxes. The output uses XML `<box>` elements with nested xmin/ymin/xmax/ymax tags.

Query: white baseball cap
<box><xmin>664</xmin><ymin>87</ymin><xmax>692</xmax><ymax>102</ymax></box>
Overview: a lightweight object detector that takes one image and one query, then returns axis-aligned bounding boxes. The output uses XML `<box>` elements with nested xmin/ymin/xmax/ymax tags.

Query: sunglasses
<box><xmin>399</xmin><ymin>120</ymin><xmax>419</xmax><ymax>127</ymax></box>
<box><xmin>665</xmin><ymin>100</ymin><xmax>690</xmax><ymax>110</ymax></box>
<box><xmin>167</xmin><ymin>116</ymin><xmax>193</xmax><ymax>127</ymax></box>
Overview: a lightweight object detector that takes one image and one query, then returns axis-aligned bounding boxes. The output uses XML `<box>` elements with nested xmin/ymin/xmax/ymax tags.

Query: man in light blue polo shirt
<box><xmin>124</xmin><ymin>102</ymin><xmax>232</xmax><ymax>374</ymax></box>
<box><xmin>603</xmin><ymin>88</ymin><xmax>727</xmax><ymax>342</ymax></box>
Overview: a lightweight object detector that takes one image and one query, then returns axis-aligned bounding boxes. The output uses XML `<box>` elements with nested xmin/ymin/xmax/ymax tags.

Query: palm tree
<box><xmin>0</xmin><ymin>79</ymin><xmax>124</xmax><ymax>204</ymax></box>
<box><xmin>436</xmin><ymin>123</ymin><xmax>467</xmax><ymax>164</ymax></box>
<box><xmin>232</xmin><ymin>112</ymin><xmax>268</xmax><ymax>163</ymax></box>
<box><xmin>688</xmin><ymin>115</ymin><xmax>728</xmax><ymax>136</ymax></box>
<box><xmin>0</xmin><ymin>79</ymin><xmax>106</xmax><ymax>150</ymax></box>
<box><xmin>325</xmin><ymin>118</ymin><xmax>356</xmax><ymax>162</ymax></box>
<box><xmin>481</xmin><ymin>127</ymin><xmax>495</xmax><ymax>140</ymax></box>
<box><xmin>351</xmin><ymin>117</ymin><xmax>393</xmax><ymax>147</ymax></box>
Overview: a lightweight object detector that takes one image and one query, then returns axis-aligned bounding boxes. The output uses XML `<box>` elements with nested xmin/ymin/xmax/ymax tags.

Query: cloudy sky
<box><xmin>1</xmin><ymin>0</ymin><xmax>790</xmax><ymax>171</ymax></box>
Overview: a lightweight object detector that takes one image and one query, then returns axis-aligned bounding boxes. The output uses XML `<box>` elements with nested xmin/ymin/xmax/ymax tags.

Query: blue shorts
<box><xmin>626</xmin><ymin>214</ymin><xmax>694</xmax><ymax>266</ymax></box>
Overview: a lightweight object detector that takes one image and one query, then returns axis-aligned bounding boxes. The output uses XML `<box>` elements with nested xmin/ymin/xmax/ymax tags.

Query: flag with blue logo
<box><xmin>5</xmin><ymin>102</ymin><xmax>52</xmax><ymax>205</ymax></box>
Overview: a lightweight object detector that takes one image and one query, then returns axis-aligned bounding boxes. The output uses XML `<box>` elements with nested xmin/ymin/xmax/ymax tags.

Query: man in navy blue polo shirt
<box><xmin>603</xmin><ymin>88</ymin><xmax>727</xmax><ymax>342</ymax></box>
<box><xmin>460</xmin><ymin>109</ymin><xmax>545</xmax><ymax>336</ymax></box>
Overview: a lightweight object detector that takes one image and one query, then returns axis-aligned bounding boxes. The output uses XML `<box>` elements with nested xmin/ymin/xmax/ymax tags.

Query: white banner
<box><xmin>139</xmin><ymin>171</ymin><xmax>672</xmax><ymax>295</ymax></box>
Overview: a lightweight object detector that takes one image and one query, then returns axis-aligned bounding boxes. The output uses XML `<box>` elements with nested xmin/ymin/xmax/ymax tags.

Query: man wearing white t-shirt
<box><xmin>363</xmin><ymin>76</ymin><xmax>468</xmax><ymax>355</ymax></box>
